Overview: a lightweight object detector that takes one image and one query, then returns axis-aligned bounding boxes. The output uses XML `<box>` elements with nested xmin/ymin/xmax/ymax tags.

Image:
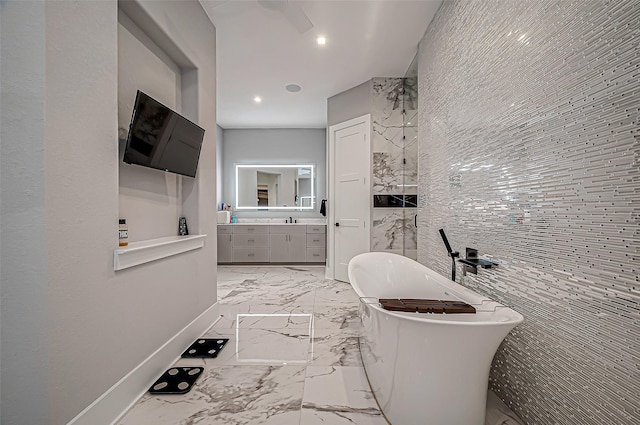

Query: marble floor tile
<box><xmin>300</xmin><ymin>408</ymin><xmax>390</xmax><ymax>425</ymax></box>
<box><xmin>122</xmin><ymin>266</ymin><xmax>385</xmax><ymax>425</ymax></box>
<box><xmin>301</xmin><ymin>366</ymin><xmax>388</xmax><ymax>425</ymax></box>
<box><xmin>233</xmin><ymin>311</ymin><xmax>315</xmax><ymax>329</ymax></box>
<box><xmin>119</xmin><ymin>365</ymin><xmax>306</xmax><ymax>425</ymax></box>
<box><xmin>217</xmin><ymin>271</ymin><xmax>318</xmax><ymax>308</ymax></box>
<box><xmin>217</xmin><ymin>267</ymin><xmax>275</xmax><ymax>285</ymax></box>
<box><xmin>217</xmin><ymin>287</ymin><xmax>235</xmax><ymax>299</ymax></box>
<box><xmin>176</xmin><ymin>326</ymin><xmax>311</xmax><ymax>367</ymax></box>
<box><xmin>314</xmin><ymin>281</ymin><xmax>361</xmax><ymax>305</ymax></box>
<box><xmin>217</xmin><ymin>265</ymin><xmax>325</xmax><ymax>284</ymax></box>
<box><xmin>312</xmin><ymin>303</ymin><xmax>362</xmax><ymax>331</ymax></box>
<box><xmin>219</xmin><ymin>288</ymin><xmax>316</xmax><ymax>309</ymax></box>
<box><xmin>215</xmin><ymin>305</ymin><xmax>314</xmax><ymax>329</ymax></box>
<box><xmin>308</xmin><ymin>329</ymin><xmax>362</xmax><ymax>367</ymax></box>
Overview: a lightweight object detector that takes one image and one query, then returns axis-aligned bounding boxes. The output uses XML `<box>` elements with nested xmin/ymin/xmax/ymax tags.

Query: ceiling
<box><xmin>200</xmin><ymin>0</ymin><xmax>442</xmax><ymax>129</ymax></box>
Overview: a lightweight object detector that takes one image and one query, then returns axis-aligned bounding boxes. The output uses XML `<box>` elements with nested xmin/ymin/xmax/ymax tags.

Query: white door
<box><xmin>328</xmin><ymin>115</ymin><xmax>371</xmax><ymax>282</ymax></box>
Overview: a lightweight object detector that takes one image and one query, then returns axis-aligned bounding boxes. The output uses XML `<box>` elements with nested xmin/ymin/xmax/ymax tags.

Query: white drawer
<box><xmin>218</xmin><ymin>225</ymin><xmax>233</xmax><ymax>234</ymax></box>
<box><xmin>306</xmin><ymin>225</ymin><xmax>326</xmax><ymax>234</ymax></box>
<box><xmin>233</xmin><ymin>234</ymin><xmax>269</xmax><ymax>247</ymax></box>
<box><xmin>306</xmin><ymin>247</ymin><xmax>326</xmax><ymax>263</ymax></box>
<box><xmin>233</xmin><ymin>225</ymin><xmax>269</xmax><ymax>234</ymax></box>
<box><xmin>306</xmin><ymin>233</ymin><xmax>326</xmax><ymax>247</ymax></box>
<box><xmin>232</xmin><ymin>248</ymin><xmax>269</xmax><ymax>263</ymax></box>
<box><xmin>270</xmin><ymin>225</ymin><xmax>307</xmax><ymax>234</ymax></box>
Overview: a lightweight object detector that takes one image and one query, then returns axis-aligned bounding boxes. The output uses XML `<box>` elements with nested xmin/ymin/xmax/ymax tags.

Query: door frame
<box><xmin>326</xmin><ymin>114</ymin><xmax>371</xmax><ymax>280</ymax></box>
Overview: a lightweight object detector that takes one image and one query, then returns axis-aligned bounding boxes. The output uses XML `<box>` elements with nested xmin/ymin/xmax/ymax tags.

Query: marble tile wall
<box><xmin>403</xmin><ymin>74</ymin><xmax>419</xmax><ymax>260</ymax></box>
<box><xmin>402</xmin><ymin>74</ymin><xmax>419</xmax><ymax>190</ymax></box>
<box><xmin>417</xmin><ymin>1</ymin><xmax>639</xmax><ymax>424</ymax></box>
<box><xmin>371</xmin><ymin>78</ymin><xmax>418</xmax><ymax>259</ymax></box>
<box><xmin>372</xmin><ymin>78</ymin><xmax>405</xmax><ymax>193</ymax></box>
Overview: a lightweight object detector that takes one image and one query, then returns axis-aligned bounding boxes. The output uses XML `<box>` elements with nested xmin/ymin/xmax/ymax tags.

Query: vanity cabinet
<box><xmin>269</xmin><ymin>225</ymin><xmax>307</xmax><ymax>263</ymax></box>
<box><xmin>217</xmin><ymin>224</ymin><xmax>326</xmax><ymax>264</ymax></box>
<box><xmin>306</xmin><ymin>225</ymin><xmax>326</xmax><ymax>262</ymax></box>
<box><xmin>217</xmin><ymin>225</ymin><xmax>233</xmax><ymax>263</ymax></box>
<box><xmin>230</xmin><ymin>225</ymin><xmax>269</xmax><ymax>263</ymax></box>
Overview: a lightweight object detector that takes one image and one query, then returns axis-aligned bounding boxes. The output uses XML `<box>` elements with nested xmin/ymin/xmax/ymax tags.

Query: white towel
<box><xmin>217</xmin><ymin>211</ymin><xmax>230</xmax><ymax>224</ymax></box>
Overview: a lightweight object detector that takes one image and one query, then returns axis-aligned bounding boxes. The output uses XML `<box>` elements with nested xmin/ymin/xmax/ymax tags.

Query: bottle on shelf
<box><xmin>119</xmin><ymin>219</ymin><xmax>129</xmax><ymax>247</ymax></box>
<box><xmin>178</xmin><ymin>216</ymin><xmax>189</xmax><ymax>236</ymax></box>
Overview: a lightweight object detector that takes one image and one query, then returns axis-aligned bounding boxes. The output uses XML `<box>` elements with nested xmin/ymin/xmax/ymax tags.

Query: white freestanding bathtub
<box><xmin>348</xmin><ymin>252</ymin><xmax>523</xmax><ymax>425</ymax></box>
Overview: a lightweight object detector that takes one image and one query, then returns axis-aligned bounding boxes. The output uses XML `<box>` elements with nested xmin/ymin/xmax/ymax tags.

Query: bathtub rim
<box><xmin>359</xmin><ymin>299</ymin><xmax>523</xmax><ymax>326</ymax></box>
<box><xmin>349</xmin><ymin>252</ymin><xmax>524</xmax><ymax>327</ymax></box>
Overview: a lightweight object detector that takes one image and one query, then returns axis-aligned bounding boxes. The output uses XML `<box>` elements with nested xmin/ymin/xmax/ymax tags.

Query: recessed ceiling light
<box><xmin>316</xmin><ymin>36</ymin><xmax>326</xmax><ymax>45</ymax></box>
<box><xmin>286</xmin><ymin>84</ymin><xmax>302</xmax><ymax>93</ymax></box>
<box><xmin>253</xmin><ymin>96</ymin><xmax>262</xmax><ymax>103</ymax></box>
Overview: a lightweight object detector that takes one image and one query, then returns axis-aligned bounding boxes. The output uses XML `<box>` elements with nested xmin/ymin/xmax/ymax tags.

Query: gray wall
<box><xmin>216</xmin><ymin>124</ymin><xmax>224</xmax><ymax>209</ymax></box>
<box><xmin>0</xmin><ymin>1</ymin><xmax>217</xmax><ymax>424</ymax></box>
<box><xmin>222</xmin><ymin>128</ymin><xmax>326</xmax><ymax>218</ymax></box>
<box><xmin>1</xmin><ymin>2</ymin><xmax>50</xmax><ymax>424</ymax></box>
<box><xmin>417</xmin><ymin>1</ymin><xmax>639</xmax><ymax>424</ymax></box>
<box><xmin>327</xmin><ymin>79</ymin><xmax>372</xmax><ymax>127</ymax></box>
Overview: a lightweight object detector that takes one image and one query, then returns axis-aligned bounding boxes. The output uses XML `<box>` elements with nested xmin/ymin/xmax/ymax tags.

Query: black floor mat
<box><xmin>181</xmin><ymin>338</ymin><xmax>229</xmax><ymax>358</ymax></box>
<box><xmin>148</xmin><ymin>367</ymin><xmax>203</xmax><ymax>394</ymax></box>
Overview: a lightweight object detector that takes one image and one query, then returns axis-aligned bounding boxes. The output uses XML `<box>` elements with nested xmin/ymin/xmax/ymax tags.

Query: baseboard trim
<box><xmin>67</xmin><ymin>302</ymin><xmax>220</xmax><ymax>425</ymax></box>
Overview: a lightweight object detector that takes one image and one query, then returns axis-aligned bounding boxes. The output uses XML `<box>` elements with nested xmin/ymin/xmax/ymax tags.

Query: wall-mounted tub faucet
<box><xmin>438</xmin><ymin>229</ymin><xmax>459</xmax><ymax>281</ymax></box>
<box><xmin>458</xmin><ymin>247</ymin><xmax>498</xmax><ymax>275</ymax></box>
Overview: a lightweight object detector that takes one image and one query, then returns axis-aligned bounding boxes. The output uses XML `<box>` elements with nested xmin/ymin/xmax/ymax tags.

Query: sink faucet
<box><xmin>289</xmin><ymin>216</ymin><xmax>293</xmax><ymax>224</ymax></box>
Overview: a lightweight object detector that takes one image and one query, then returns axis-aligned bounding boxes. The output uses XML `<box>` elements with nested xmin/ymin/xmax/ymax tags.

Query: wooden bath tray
<box><xmin>379</xmin><ymin>298</ymin><xmax>476</xmax><ymax>314</ymax></box>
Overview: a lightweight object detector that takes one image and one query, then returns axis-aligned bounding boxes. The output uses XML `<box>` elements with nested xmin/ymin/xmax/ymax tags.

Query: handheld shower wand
<box><xmin>438</xmin><ymin>229</ymin><xmax>459</xmax><ymax>282</ymax></box>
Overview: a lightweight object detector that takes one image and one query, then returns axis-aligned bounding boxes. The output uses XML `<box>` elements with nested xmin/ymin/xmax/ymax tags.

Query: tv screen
<box><xmin>123</xmin><ymin>91</ymin><xmax>205</xmax><ymax>178</ymax></box>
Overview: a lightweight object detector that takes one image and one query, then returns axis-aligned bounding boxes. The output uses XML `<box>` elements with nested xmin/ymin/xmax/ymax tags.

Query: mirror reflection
<box><xmin>235</xmin><ymin>164</ymin><xmax>315</xmax><ymax>210</ymax></box>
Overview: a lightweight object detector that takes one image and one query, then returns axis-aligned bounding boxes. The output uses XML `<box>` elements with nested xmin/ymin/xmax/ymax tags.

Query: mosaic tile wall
<box><xmin>416</xmin><ymin>1</ymin><xmax>639</xmax><ymax>424</ymax></box>
<box><xmin>371</xmin><ymin>78</ymin><xmax>418</xmax><ymax>259</ymax></box>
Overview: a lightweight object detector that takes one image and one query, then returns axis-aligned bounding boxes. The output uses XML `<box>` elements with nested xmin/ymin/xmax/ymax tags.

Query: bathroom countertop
<box><xmin>217</xmin><ymin>218</ymin><xmax>327</xmax><ymax>226</ymax></box>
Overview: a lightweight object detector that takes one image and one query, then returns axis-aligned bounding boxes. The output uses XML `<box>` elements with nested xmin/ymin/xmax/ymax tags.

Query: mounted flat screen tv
<box><xmin>123</xmin><ymin>90</ymin><xmax>205</xmax><ymax>178</ymax></box>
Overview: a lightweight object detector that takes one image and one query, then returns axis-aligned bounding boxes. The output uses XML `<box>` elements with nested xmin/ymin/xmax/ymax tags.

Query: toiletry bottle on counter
<box><xmin>119</xmin><ymin>219</ymin><xmax>128</xmax><ymax>247</ymax></box>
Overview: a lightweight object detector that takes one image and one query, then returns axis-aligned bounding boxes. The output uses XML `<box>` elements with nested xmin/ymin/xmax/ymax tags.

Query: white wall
<box><xmin>1</xmin><ymin>1</ymin><xmax>217</xmax><ymax>424</ymax></box>
<box><xmin>118</xmin><ymin>10</ymin><xmax>183</xmax><ymax>242</ymax></box>
<box><xmin>222</xmin><ymin>128</ymin><xmax>326</xmax><ymax>218</ymax></box>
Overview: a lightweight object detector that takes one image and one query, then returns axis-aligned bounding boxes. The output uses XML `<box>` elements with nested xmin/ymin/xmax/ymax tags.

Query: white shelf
<box><xmin>114</xmin><ymin>234</ymin><xmax>207</xmax><ymax>271</ymax></box>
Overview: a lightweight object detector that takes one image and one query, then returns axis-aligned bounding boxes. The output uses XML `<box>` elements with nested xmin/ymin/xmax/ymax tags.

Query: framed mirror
<box><xmin>235</xmin><ymin>164</ymin><xmax>315</xmax><ymax>210</ymax></box>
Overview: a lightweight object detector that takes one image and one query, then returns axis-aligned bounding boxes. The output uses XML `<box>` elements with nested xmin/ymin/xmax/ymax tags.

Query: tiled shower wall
<box><xmin>371</xmin><ymin>78</ymin><xmax>418</xmax><ymax>258</ymax></box>
<box><xmin>416</xmin><ymin>1</ymin><xmax>639</xmax><ymax>424</ymax></box>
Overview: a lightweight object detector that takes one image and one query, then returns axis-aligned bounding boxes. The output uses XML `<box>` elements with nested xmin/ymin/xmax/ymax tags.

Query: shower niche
<box><xmin>371</xmin><ymin>55</ymin><xmax>419</xmax><ymax>259</ymax></box>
